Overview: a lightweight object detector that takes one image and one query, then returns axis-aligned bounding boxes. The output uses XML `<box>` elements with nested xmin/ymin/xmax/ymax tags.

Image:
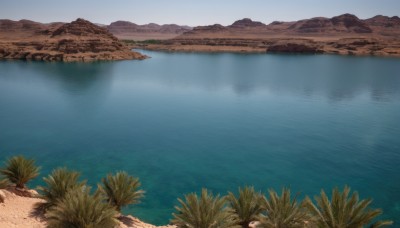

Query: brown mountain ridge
<box><xmin>1</xmin><ymin>13</ymin><xmax>400</xmax><ymax>59</ymax></box>
<box><xmin>140</xmin><ymin>13</ymin><xmax>400</xmax><ymax>56</ymax></box>
<box><xmin>0</xmin><ymin>18</ymin><xmax>146</xmax><ymax>62</ymax></box>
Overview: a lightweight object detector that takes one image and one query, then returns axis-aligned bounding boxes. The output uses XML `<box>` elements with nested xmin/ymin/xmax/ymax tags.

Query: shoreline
<box><xmin>132</xmin><ymin>37</ymin><xmax>400</xmax><ymax>57</ymax></box>
<box><xmin>0</xmin><ymin>189</ymin><xmax>174</xmax><ymax>228</ymax></box>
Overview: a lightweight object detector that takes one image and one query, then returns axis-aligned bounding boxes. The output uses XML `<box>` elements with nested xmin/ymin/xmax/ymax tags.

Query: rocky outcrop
<box><xmin>365</xmin><ymin>15</ymin><xmax>400</xmax><ymax>27</ymax></box>
<box><xmin>108</xmin><ymin>21</ymin><xmax>191</xmax><ymax>34</ymax></box>
<box><xmin>0</xmin><ymin>18</ymin><xmax>146</xmax><ymax>62</ymax></box>
<box><xmin>267</xmin><ymin>43</ymin><xmax>323</xmax><ymax>54</ymax></box>
<box><xmin>230</xmin><ymin>18</ymin><xmax>266</xmax><ymax>28</ymax></box>
<box><xmin>0</xmin><ymin>19</ymin><xmax>45</xmax><ymax>32</ymax></box>
<box><xmin>288</xmin><ymin>14</ymin><xmax>372</xmax><ymax>33</ymax></box>
<box><xmin>331</xmin><ymin>14</ymin><xmax>372</xmax><ymax>33</ymax></box>
<box><xmin>107</xmin><ymin>21</ymin><xmax>191</xmax><ymax>40</ymax></box>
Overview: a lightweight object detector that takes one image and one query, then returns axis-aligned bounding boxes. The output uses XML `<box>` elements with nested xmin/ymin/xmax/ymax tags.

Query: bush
<box><xmin>97</xmin><ymin>171</ymin><xmax>144</xmax><ymax>212</ymax></box>
<box><xmin>172</xmin><ymin>188</ymin><xmax>239</xmax><ymax>228</ymax></box>
<box><xmin>37</xmin><ymin>167</ymin><xmax>86</xmax><ymax>210</ymax></box>
<box><xmin>46</xmin><ymin>187</ymin><xmax>118</xmax><ymax>228</ymax></box>
<box><xmin>305</xmin><ymin>186</ymin><xmax>393</xmax><ymax>228</ymax></box>
<box><xmin>0</xmin><ymin>155</ymin><xmax>40</xmax><ymax>189</ymax></box>
<box><xmin>259</xmin><ymin>188</ymin><xmax>310</xmax><ymax>228</ymax></box>
<box><xmin>226</xmin><ymin>186</ymin><xmax>264</xmax><ymax>227</ymax></box>
<box><xmin>0</xmin><ymin>177</ymin><xmax>9</xmax><ymax>189</ymax></box>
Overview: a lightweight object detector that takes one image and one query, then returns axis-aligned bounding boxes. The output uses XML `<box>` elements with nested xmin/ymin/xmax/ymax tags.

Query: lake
<box><xmin>0</xmin><ymin>51</ymin><xmax>399</xmax><ymax>225</ymax></box>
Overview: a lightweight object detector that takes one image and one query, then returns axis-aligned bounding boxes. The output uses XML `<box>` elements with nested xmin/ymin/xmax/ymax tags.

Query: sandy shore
<box><xmin>0</xmin><ymin>189</ymin><xmax>174</xmax><ymax>228</ymax></box>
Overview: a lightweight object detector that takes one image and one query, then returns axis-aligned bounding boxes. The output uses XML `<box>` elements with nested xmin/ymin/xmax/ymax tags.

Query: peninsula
<box><xmin>0</xmin><ymin>18</ymin><xmax>146</xmax><ymax>62</ymax></box>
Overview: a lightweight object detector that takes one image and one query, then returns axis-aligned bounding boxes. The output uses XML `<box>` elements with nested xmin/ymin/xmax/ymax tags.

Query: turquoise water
<box><xmin>0</xmin><ymin>51</ymin><xmax>400</xmax><ymax>225</ymax></box>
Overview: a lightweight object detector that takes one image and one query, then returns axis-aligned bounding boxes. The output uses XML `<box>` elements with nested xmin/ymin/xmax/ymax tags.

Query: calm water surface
<box><xmin>0</xmin><ymin>51</ymin><xmax>399</xmax><ymax>225</ymax></box>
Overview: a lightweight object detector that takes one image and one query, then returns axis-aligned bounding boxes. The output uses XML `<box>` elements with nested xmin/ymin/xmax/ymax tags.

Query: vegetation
<box><xmin>226</xmin><ymin>186</ymin><xmax>264</xmax><ymax>227</ymax></box>
<box><xmin>0</xmin><ymin>177</ymin><xmax>9</xmax><ymax>189</ymax></box>
<box><xmin>0</xmin><ymin>155</ymin><xmax>394</xmax><ymax>227</ymax></box>
<box><xmin>46</xmin><ymin>187</ymin><xmax>118</xmax><ymax>228</ymax></box>
<box><xmin>172</xmin><ymin>188</ymin><xmax>239</xmax><ymax>228</ymax></box>
<box><xmin>259</xmin><ymin>188</ymin><xmax>310</xmax><ymax>228</ymax></box>
<box><xmin>97</xmin><ymin>171</ymin><xmax>144</xmax><ymax>212</ymax></box>
<box><xmin>37</xmin><ymin>167</ymin><xmax>86</xmax><ymax>211</ymax></box>
<box><xmin>304</xmin><ymin>186</ymin><xmax>393</xmax><ymax>228</ymax></box>
<box><xmin>0</xmin><ymin>155</ymin><xmax>40</xmax><ymax>189</ymax></box>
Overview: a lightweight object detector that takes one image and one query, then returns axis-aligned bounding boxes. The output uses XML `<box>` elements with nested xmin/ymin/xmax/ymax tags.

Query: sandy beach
<box><xmin>0</xmin><ymin>189</ymin><xmax>174</xmax><ymax>228</ymax></box>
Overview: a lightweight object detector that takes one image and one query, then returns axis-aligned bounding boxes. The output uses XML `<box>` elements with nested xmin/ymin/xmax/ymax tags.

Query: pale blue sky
<box><xmin>1</xmin><ymin>0</ymin><xmax>399</xmax><ymax>26</ymax></box>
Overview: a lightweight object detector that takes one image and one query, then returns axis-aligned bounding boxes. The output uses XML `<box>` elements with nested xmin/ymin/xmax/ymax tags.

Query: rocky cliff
<box><xmin>107</xmin><ymin>21</ymin><xmax>191</xmax><ymax>40</ymax></box>
<box><xmin>140</xmin><ymin>13</ymin><xmax>400</xmax><ymax>56</ymax></box>
<box><xmin>0</xmin><ymin>18</ymin><xmax>146</xmax><ymax>62</ymax></box>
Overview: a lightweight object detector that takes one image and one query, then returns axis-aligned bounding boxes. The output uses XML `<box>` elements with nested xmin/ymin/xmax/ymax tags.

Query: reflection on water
<box><xmin>0</xmin><ymin>61</ymin><xmax>115</xmax><ymax>113</ymax></box>
<box><xmin>128</xmin><ymin>51</ymin><xmax>400</xmax><ymax>101</ymax></box>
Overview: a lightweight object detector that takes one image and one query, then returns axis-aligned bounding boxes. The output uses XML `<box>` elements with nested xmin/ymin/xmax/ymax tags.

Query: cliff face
<box><xmin>0</xmin><ymin>18</ymin><xmax>146</xmax><ymax>62</ymax></box>
<box><xmin>141</xmin><ymin>14</ymin><xmax>400</xmax><ymax>57</ymax></box>
<box><xmin>178</xmin><ymin>13</ymin><xmax>400</xmax><ymax>38</ymax></box>
<box><xmin>107</xmin><ymin>21</ymin><xmax>191</xmax><ymax>40</ymax></box>
<box><xmin>288</xmin><ymin>14</ymin><xmax>372</xmax><ymax>33</ymax></box>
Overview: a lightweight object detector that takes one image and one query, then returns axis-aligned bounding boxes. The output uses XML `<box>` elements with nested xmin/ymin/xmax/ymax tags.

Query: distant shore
<box><xmin>132</xmin><ymin>37</ymin><xmax>400</xmax><ymax>57</ymax></box>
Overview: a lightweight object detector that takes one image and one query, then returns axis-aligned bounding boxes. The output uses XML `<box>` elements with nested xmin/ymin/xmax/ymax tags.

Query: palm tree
<box><xmin>304</xmin><ymin>186</ymin><xmax>393</xmax><ymax>228</ymax></box>
<box><xmin>46</xmin><ymin>187</ymin><xmax>118</xmax><ymax>228</ymax></box>
<box><xmin>0</xmin><ymin>155</ymin><xmax>40</xmax><ymax>189</ymax></box>
<box><xmin>226</xmin><ymin>186</ymin><xmax>264</xmax><ymax>227</ymax></box>
<box><xmin>36</xmin><ymin>167</ymin><xmax>86</xmax><ymax>210</ymax></box>
<box><xmin>172</xmin><ymin>188</ymin><xmax>239</xmax><ymax>228</ymax></box>
<box><xmin>259</xmin><ymin>188</ymin><xmax>310</xmax><ymax>228</ymax></box>
<box><xmin>97</xmin><ymin>171</ymin><xmax>144</xmax><ymax>212</ymax></box>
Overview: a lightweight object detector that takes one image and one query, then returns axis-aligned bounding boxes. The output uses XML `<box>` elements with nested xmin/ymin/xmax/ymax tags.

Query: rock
<box><xmin>108</xmin><ymin>21</ymin><xmax>191</xmax><ymax>35</ymax></box>
<box><xmin>288</xmin><ymin>14</ymin><xmax>372</xmax><ymax>33</ymax></box>
<box><xmin>230</xmin><ymin>18</ymin><xmax>266</xmax><ymax>28</ymax></box>
<box><xmin>27</xmin><ymin>189</ymin><xmax>39</xmax><ymax>198</ymax></box>
<box><xmin>331</xmin><ymin>14</ymin><xmax>372</xmax><ymax>33</ymax></box>
<box><xmin>249</xmin><ymin>221</ymin><xmax>261</xmax><ymax>228</ymax></box>
<box><xmin>0</xmin><ymin>18</ymin><xmax>146</xmax><ymax>62</ymax></box>
<box><xmin>267</xmin><ymin>43</ymin><xmax>323</xmax><ymax>54</ymax></box>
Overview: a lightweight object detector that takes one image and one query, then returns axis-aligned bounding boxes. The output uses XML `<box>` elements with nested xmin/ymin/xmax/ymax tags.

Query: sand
<box><xmin>0</xmin><ymin>189</ymin><xmax>174</xmax><ymax>228</ymax></box>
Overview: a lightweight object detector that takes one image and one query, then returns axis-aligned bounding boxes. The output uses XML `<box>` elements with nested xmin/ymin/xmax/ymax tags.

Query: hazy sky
<box><xmin>1</xmin><ymin>0</ymin><xmax>399</xmax><ymax>26</ymax></box>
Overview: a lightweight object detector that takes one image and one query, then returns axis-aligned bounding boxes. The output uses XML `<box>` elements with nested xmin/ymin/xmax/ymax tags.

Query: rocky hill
<box><xmin>0</xmin><ymin>18</ymin><xmax>146</xmax><ymax>62</ymax></box>
<box><xmin>140</xmin><ymin>14</ymin><xmax>400</xmax><ymax>57</ymax></box>
<box><xmin>229</xmin><ymin>18</ymin><xmax>266</xmax><ymax>28</ymax></box>
<box><xmin>288</xmin><ymin>14</ymin><xmax>372</xmax><ymax>33</ymax></box>
<box><xmin>107</xmin><ymin>21</ymin><xmax>191</xmax><ymax>40</ymax></box>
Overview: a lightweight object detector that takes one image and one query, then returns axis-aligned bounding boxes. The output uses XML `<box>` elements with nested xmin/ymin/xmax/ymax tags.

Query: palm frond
<box><xmin>0</xmin><ymin>177</ymin><xmax>9</xmax><ymax>189</ymax></box>
<box><xmin>172</xmin><ymin>188</ymin><xmax>239</xmax><ymax>228</ymax></box>
<box><xmin>259</xmin><ymin>188</ymin><xmax>309</xmax><ymax>228</ymax></box>
<box><xmin>46</xmin><ymin>187</ymin><xmax>118</xmax><ymax>228</ymax></box>
<box><xmin>226</xmin><ymin>186</ymin><xmax>264</xmax><ymax>227</ymax></box>
<box><xmin>305</xmin><ymin>186</ymin><xmax>393</xmax><ymax>228</ymax></box>
<box><xmin>0</xmin><ymin>155</ymin><xmax>40</xmax><ymax>189</ymax></box>
<box><xmin>97</xmin><ymin>171</ymin><xmax>144</xmax><ymax>212</ymax></box>
<box><xmin>36</xmin><ymin>167</ymin><xmax>86</xmax><ymax>211</ymax></box>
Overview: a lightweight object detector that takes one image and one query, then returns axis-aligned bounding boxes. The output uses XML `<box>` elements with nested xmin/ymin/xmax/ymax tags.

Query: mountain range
<box><xmin>0</xmin><ymin>13</ymin><xmax>400</xmax><ymax>60</ymax></box>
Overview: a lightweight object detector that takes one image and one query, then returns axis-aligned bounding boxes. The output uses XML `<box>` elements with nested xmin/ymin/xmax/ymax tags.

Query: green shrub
<box><xmin>172</xmin><ymin>188</ymin><xmax>239</xmax><ymax>228</ymax></box>
<box><xmin>0</xmin><ymin>155</ymin><xmax>40</xmax><ymax>189</ymax></box>
<box><xmin>97</xmin><ymin>171</ymin><xmax>144</xmax><ymax>212</ymax></box>
<box><xmin>226</xmin><ymin>186</ymin><xmax>264</xmax><ymax>227</ymax></box>
<box><xmin>259</xmin><ymin>188</ymin><xmax>310</xmax><ymax>228</ymax></box>
<box><xmin>37</xmin><ymin>167</ymin><xmax>86</xmax><ymax>210</ymax></box>
<box><xmin>46</xmin><ymin>187</ymin><xmax>118</xmax><ymax>228</ymax></box>
<box><xmin>305</xmin><ymin>186</ymin><xmax>393</xmax><ymax>228</ymax></box>
<box><xmin>0</xmin><ymin>177</ymin><xmax>9</xmax><ymax>189</ymax></box>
